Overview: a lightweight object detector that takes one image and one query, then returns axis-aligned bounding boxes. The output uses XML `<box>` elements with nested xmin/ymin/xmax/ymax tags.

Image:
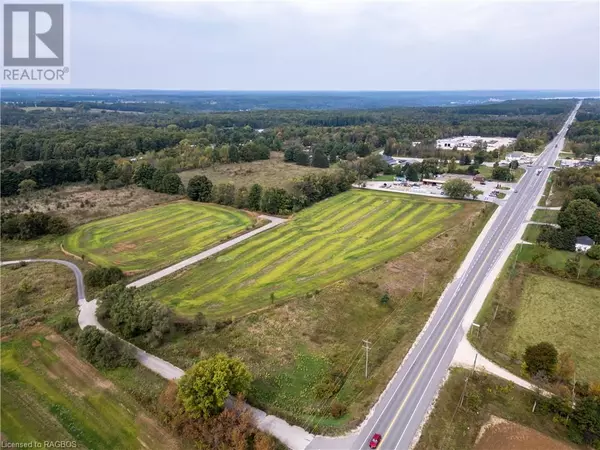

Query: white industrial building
<box><xmin>436</xmin><ymin>136</ymin><xmax>516</xmax><ymax>152</ymax></box>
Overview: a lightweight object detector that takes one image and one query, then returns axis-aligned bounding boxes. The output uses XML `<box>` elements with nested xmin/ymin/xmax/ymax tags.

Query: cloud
<box><xmin>70</xmin><ymin>1</ymin><xmax>600</xmax><ymax>90</ymax></box>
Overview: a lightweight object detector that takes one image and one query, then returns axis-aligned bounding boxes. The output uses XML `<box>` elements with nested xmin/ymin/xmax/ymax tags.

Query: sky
<box><xmin>65</xmin><ymin>0</ymin><xmax>600</xmax><ymax>90</ymax></box>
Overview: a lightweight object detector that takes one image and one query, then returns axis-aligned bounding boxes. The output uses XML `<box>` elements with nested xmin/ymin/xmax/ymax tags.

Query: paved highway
<box><xmin>314</xmin><ymin>102</ymin><xmax>581</xmax><ymax>450</ymax></box>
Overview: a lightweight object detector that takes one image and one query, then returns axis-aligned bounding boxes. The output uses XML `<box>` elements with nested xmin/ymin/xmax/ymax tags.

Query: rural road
<box><xmin>307</xmin><ymin>101</ymin><xmax>580</xmax><ymax>450</ymax></box>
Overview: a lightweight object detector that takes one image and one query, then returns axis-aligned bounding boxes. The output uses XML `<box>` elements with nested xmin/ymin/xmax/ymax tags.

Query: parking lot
<box><xmin>363</xmin><ymin>175</ymin><xmax>517</xmax><ymax>202</ymax></box>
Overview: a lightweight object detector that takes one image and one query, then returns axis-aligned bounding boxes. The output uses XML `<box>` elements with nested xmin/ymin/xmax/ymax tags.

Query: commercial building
<box><xmin>436</xmin><ymin>136</ymin><xmax>516</xmax><ymax>152</ymax></box>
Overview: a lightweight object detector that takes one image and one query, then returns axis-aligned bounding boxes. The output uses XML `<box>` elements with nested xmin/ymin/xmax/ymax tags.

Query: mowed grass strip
<box><xmin>147</xmin><ymin>190</ymin><xmax>464</xmax><ymax>318</ymax></box>
<box><xmin>506</xmin><ymin>274</ymin><xmax>600</xmax><ymax>382</ymax></box>
<box><xmin>63</xmin><ymin>201</ymin><xmax>254</xmax><ymax>271</ymax></box>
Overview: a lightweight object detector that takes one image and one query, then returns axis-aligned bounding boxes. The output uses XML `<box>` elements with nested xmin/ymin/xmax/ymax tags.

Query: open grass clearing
<box><xmin>473</xmin><ymin>245</ymin><xmax>600</xmax><ymax>384</ymax></box>
<box><xmin>517</xmin><ymin>244</ymin><xmax>595</xmax><ymax>272</ymax></box>
<box><xmin>0</xmin><ymin>263</ymin><xmax>78</xmax><ymax>336</ymax></box>
<box><xmin>476</xmin><ymin>165</ymin><xmax>525</xmax><ymax>182</ymax></box>
<box><xmin>415</xmin><ymin>369</ymin><xmax>582</xmax><ymax>450</ymax></box>
<box><xmin>146</xmin><ymin>190</ymin><xmax>470</xmax><ymax>319</ymax></box>
<box><xmin>149</xmin><ymin>197</ymin><xmax>493</xmax><ymax>431</ymax></box>
<box><xmin>0</xmin><ymin>328</ymin><xmax>180</xmax><ymax>449</ymax></box>
<box><xmin>522</xmin><ymin>224</ymin><xmax>544</xmax><ymax>242</ymax></box>
<box><xmin>63</xmin><ymin>201</ymin><xmax>254</xmax><ymax>272</ymax></box>
<box><xmin>507</xmin><ymin>274</ymin><xmax>600</xmax><ymax>382</ymax></box>
<box><xmin>531</xmin><ymin>208</ymin><xmax>560</xmax><ymax>224</ymax></box>
<box><xmin>178</xmin><ymin>151</ymin><xmax>331</xmax><ymax>190</ymax></box>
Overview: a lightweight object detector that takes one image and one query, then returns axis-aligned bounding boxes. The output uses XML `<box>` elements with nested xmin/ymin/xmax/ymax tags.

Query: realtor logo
<box><xmin>3</xmin><ymin>2</ymin><xmax>70</xmax><ymax>84</ymax></box>
<box><xmin>4</xmin><ymin>4</ymin><xmax>63</xmax><ymax>66</ymax></box>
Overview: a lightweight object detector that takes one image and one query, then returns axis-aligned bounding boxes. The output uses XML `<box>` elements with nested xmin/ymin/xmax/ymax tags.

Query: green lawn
<box><xmin>473</xmin><ymin>244</ymin><xmax>599</xmax><ymax>384</ymax></box>
<box><xmin>0</xmin><ymin>331</ymin><xmax>178</xmax><ymax>449</ymax></box>
<box><xmin>518</xmin><ymin>245</ymin><xmax>594</xmax><ymax>272</ymax></box>
<box><xmin>522</xmin><ymin>224</ymin><xmax>544</xmax><ymax>242</ymax></box>
<box><xmin>531</xmin><ymin>208</ymin><xmax>559</xmax><ymax>224</ymax></box>
<box><xmin>63</xmin><ymin>201</ymin><xmax>254</xmax><ymax>271</ymax></box>
<box><xmin>146</xmin><ymin>190</ymin><xmax>465</xmax><ymax>318</ymax></box>
<box><xmin>507</xmin><ymin>274</ymin><xmax>600</xmax><ymax>381</ymax></box>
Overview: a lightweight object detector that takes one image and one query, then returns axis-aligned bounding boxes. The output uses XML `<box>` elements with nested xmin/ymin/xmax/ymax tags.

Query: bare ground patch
<box><xmin>474</xmin><ymin>415</ymin><xmax>575</xmax><ymax>450</ymax></box>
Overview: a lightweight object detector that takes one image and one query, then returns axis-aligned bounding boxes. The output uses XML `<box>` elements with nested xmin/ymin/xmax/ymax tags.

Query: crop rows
<box><xmin>148</xmin><ymin>190</ymin><xmax>463</xmax><ymax>318</ymax></box>
<box><xmin>63</xmin><ymin>201</ymin><xmax>253</xmax><ymax>271</ymax></box>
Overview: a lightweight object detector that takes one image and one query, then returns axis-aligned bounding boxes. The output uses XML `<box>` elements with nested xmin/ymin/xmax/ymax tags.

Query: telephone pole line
<box><xmin>363</xmin><ymin>340</ymin><xmax>371</xmax><ymax>379</ymax></box>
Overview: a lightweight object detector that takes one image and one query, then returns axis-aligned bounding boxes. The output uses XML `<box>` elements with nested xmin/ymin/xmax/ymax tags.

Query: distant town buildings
<box><xmin>436</xmin><ymin>136</ymin><xmax>516</xmax><ymax>152</ymax></box>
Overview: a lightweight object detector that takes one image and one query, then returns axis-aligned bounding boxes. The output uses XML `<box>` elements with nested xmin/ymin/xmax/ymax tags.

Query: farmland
<box><xmin>63</xmin><ymin>201</ymin><xmax>254</xmax><ymax>271</ymax></box>
<box><xmin>147</xmin><ymin>190</ymin><xmax>465</xmax><ymax>318</ymax></box>
<box><xmin>1</xmin><ymin>329</ymin><xmax>179</xmax><ymax>449</ymax></box>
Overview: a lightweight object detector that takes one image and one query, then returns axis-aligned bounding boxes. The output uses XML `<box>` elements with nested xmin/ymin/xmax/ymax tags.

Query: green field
<box><xmin>531</xmin><ymin>208</ymin><xmax>559</xmax><ymax>224</ymax></box>
<box><xmin>147</xmin><ymin>190</ymin><xmax>465</xmax><ymax>318</ymax></box>
<box><xmin>507</xmin><ymin>274</ymin><xmax>600</xmax><ymax>381</ymax></box>
<box><xmin>1</xmin><ymin>331</ymin><xmax>178</xmax><ymax>449</ymax></box>
<box><xmin>63</xmin><ymin>201</ymin><xmax>254</xmax><ymax>271</ymax></box>
<box><xmin>522</xmin><ymin>224</ymin><xmax>544</xmax><ymax>242</ymax></box>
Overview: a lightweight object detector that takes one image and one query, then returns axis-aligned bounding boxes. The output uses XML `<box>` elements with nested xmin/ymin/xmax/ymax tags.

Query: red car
<box><xmin>369</xmin><ymin>433</ymin><xmax>382</xmax><ymax>449</ymax></box>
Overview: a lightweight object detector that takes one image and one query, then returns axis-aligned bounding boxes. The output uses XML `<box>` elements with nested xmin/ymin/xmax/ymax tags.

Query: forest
<box><xmin>0</xmin><ymin>99</ymin><xmax>579</xmax><ymax>197</ymax></box>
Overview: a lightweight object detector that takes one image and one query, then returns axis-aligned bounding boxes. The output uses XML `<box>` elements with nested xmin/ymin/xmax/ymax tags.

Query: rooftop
<box><xmin>576</xmin><ymin>236</ymin><xmax>595</xmax><ymax>246</ymax></box>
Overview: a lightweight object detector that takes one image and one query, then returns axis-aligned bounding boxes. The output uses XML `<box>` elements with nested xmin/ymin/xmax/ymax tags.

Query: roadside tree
<box><xmin>177</xmin><ymin>354</ymin><xmax>252</xmax><ymax>419</ymax></box>
<box><xmin>443</xmin><ymin>178</ymin><xmax>474</xmax><ymax>199</ymax></box>
<box><xmin>523</xmin><ymin>341</ymin><xmax>558</xmax><ymax>377</ymax></box>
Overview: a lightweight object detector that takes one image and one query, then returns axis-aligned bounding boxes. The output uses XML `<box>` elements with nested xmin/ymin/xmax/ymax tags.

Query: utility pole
<box><xmin>422</xmin><ymin>272</ymin><xmax>427</xmax><ymax>299</ymax></box>
<box><xmin>363</xmin><ymin>340</ymin><xmax>371</xmax><ymax>379</ymax></box>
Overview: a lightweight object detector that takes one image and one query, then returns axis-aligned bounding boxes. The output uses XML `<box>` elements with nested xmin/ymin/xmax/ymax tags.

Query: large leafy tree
<box><xmin>178</xmin><ymin>354</ymin><xmax>252</xmax><ymax>419</ymax></box>
<box><xmin>571</xmin><ymin>185</ymin><xmax>600</xmax><ymax>206</ymax></box>
<box><xmin>187</xmin><ymin>175</ymin><xmax>213</xmax><ymax>202</ymax></box>
<box><xmin>132</xmin><ymin>163</ymin><xmax>156</xmax><ymax>189</ymax></box>
<box><xmin>523</xmin><ymin>341</ymin><xmax>558</xmax><ymax>377</ymax></box>
<box><xmin>312</xmin><ymin>149</ymin><xmax>330</xmax><ymax>168</ymax></box>
<box><xmin>160</xmin><ymin>173</ymin><xmax>184</xmax><ymax>195</ymax></box>
<box><xmin>443</xmin><ymin>178</ymin><xmax>474</xmax><ymax>199</ymax></box>
<box><xmin>558</xmin><ymin>199</ymin><xmax>600</xmax><ymax>239</ymax></box>
<box><xmin>247</xmin><ymin>183</ymin><xmax>263</xmax><ymax>211</ymax></box>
